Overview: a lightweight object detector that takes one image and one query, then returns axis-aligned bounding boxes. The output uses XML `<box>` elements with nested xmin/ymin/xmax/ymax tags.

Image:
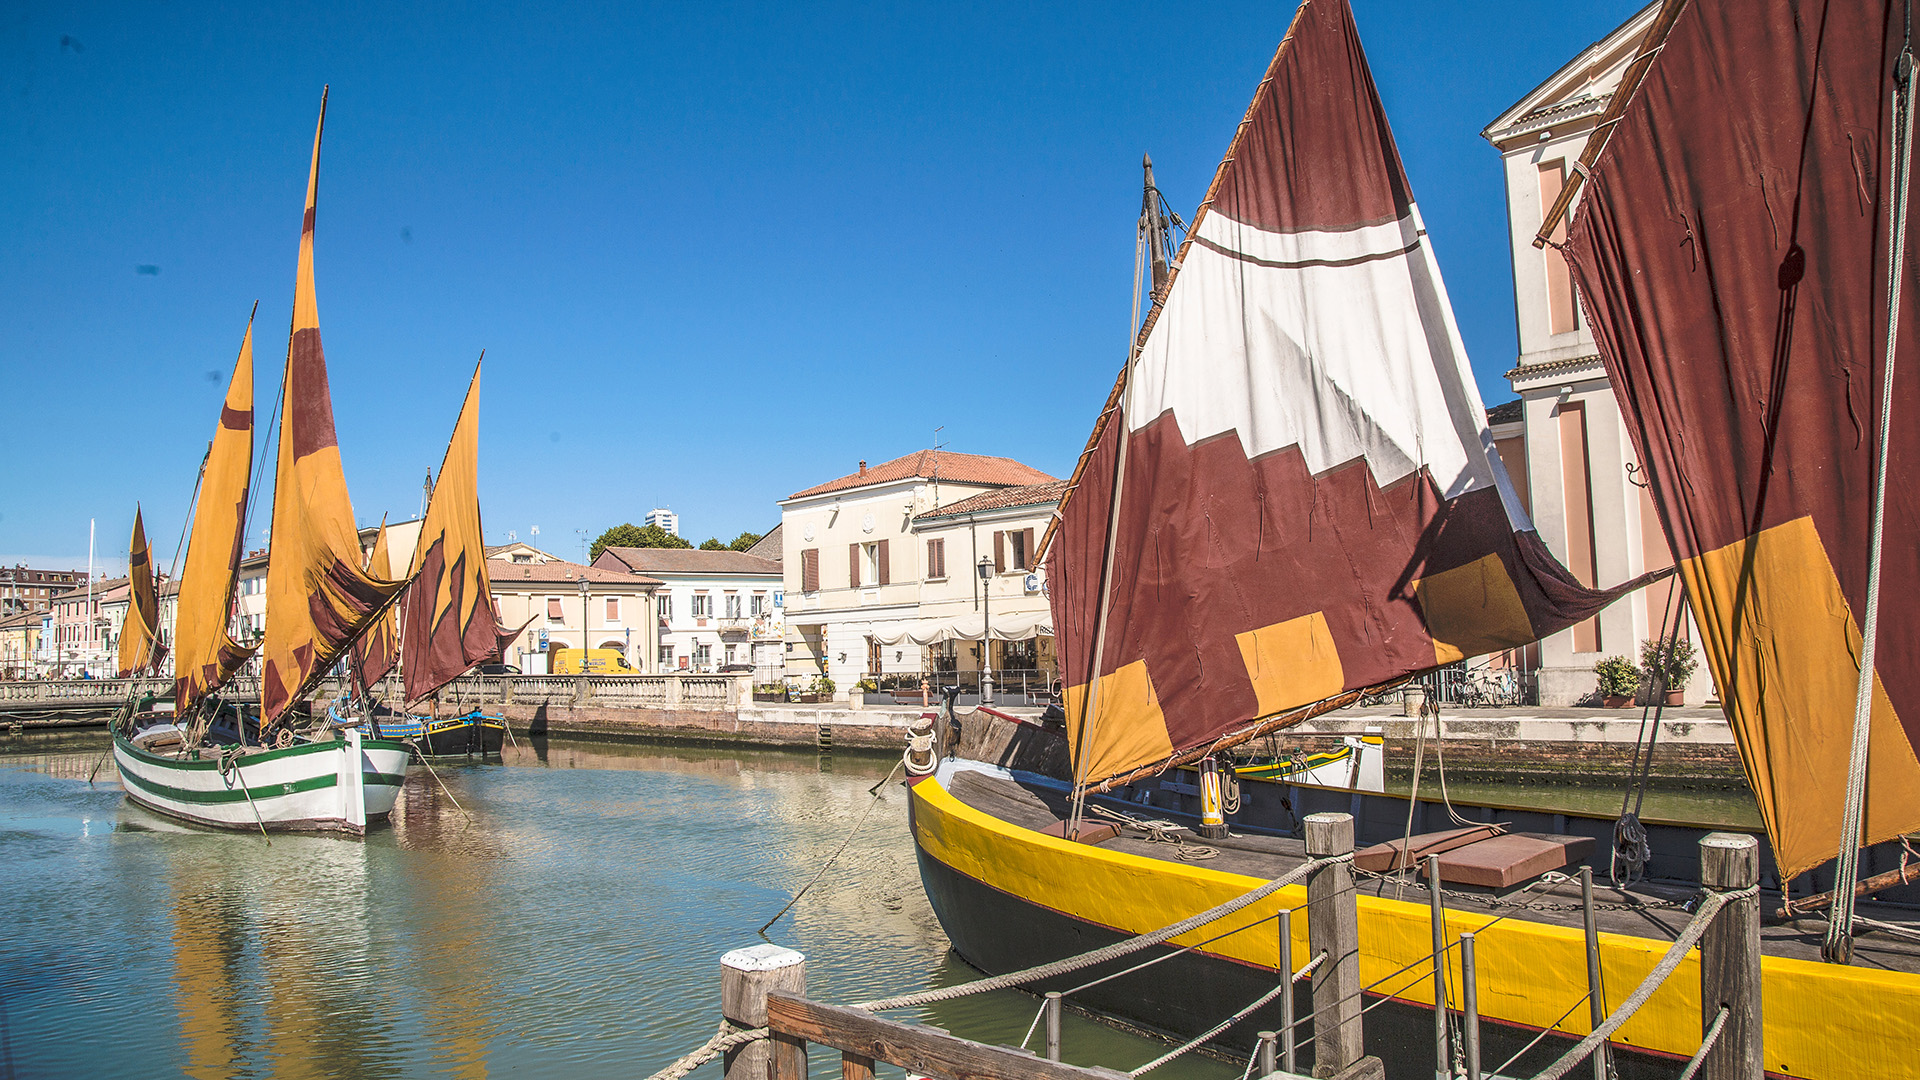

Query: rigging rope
<box><xmin>1831</xmin><ymin>27</ymin><xmax>1917</xmax><ymax>965</ymax></box>
<box><xmin>853</xmin><ymin>851</ymin><xmax>1350</xmax><ymax>1012</ymax></box>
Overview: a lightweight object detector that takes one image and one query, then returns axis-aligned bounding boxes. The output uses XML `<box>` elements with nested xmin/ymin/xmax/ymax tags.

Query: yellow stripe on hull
<box><xmin>909</xmin><ymin>771</ymin><xmax>1918</xmax><ymax>1079</ymax></box>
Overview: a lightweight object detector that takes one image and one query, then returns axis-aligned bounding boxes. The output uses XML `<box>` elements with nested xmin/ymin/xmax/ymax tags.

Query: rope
<box><xmin>1129</xmin><ymin>951</ymin><xmax>1325</xmax><ymax>1076</ymax></box>
<box><xmin>408</xmin><ymin>741</ymin><xmax>474</xmax><ymax>821</ymax></box>
<box><xmin>1831</xmin><ymin>31</ymin><xmax>1917</xmax><ymax>965</ymax></box>
<box><xmin>1087</xmin><ymin>803</ymin><xmax>1219</xmax><ymax>860</ymax></box>
<box><xmin>1490</xmin><ymin>990</ymin><xmax>1593</xmax><ymax>1078</ymax></box>
<box><xmin>1672</xmin><ymin>1006</ymin><xmax>1730</xmax><ymax>1080</ymax></box>
<box><xmin>640</xmin><ymin>1021</ymin><xmax>769</xmax><ymax>1080</ymax></box>
<box><xmin>217</xmin><ymin>746</ymin><xmax>272</xmax><ymax>844</ymax></box>
<box><xmin>854</xmin><ymin>852</ymin><xmax>1350</xmax><ymax>1011</ymax></box>
<box><xmin>758</xmin><ymin>758</ymin><xmax>903</xmax><ymax>933</ymax></box>
<box><xmin>1528</xmin><ymin>884</ymin><xmax>1755</xmax><ymax>1080</ymax></box>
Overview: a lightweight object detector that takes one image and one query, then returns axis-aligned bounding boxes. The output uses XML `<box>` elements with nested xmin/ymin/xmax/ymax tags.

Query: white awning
<box><xmin>870</xmin><ymin>613</ymin><xmax>1053</xmax><ymax>645</ymax></box>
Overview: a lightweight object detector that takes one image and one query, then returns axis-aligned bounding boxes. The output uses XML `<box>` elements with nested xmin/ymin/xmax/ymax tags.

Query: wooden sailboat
<box><xmin>113</xmin><ymin>90</ymin><xmax>413</xmax><ymax>834</ymax></box>
<box><xmin>906</xmin><ymin>2</ymin><xmax>1920</xmax><ymax>1077</ymax></box>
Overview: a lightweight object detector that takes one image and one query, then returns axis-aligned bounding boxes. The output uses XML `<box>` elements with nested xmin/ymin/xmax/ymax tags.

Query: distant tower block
<box><xmin>645</xmin><ymin>507</ymin><xmax>679</xmax><ymax>537</ymax></box>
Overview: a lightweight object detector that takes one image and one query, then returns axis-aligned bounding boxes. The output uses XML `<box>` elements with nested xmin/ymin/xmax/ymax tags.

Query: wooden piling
<box><xmin>722</xmin><ymin>943</ymin><xmax>807</xmax><ymax>1080</ymax></box>
<box><xmin>1699</xmin><ymin>833</ymin><xmax>1762</xmax><ymax>1080</ymax></box>
<box><xmin>1305</xmin><ymin>812</ymin><xmax>1362</xmax><ymax>1076</ymax></box>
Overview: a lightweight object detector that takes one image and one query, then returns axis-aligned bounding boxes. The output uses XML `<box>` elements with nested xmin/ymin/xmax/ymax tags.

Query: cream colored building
<box><xmin>592</xmin><ymin>547</ymin><xmax>781</xmax><ymax>675</ymax></box>
<box><xmin>778</xmin><ymin>450</ymin><xmax>1057</xmax><ymax>697</ymax></box>
<box><xmin>1483</xmin><ymin>1</ymin><xmax>1709</xmax><ymax>706</ymax></box>
<box><xmin>0</xmin><ymin>610</ymin><xmax>42</xmax><ymax>677</ymax></box>
<box><xmin>486</xmin><ymin>545</ymin><xmax>660</xmax><ymax>674</ymax></box>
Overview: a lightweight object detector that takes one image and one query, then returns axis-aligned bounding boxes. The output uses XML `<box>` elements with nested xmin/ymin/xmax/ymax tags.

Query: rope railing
<box><xmin>641</xmin><ymin>1021</ymin><xmax>768</xmax><ymax>1080</ymax></box>
<box><xmin>852</xmin><ymin>851</ymin><xmax>1352</xmax><ymax>1011</ymax></box>
<box><xmin>1527</xmin><ymin>883</ymin><xmax>1756</xmax><ymax>1080</ymax></box>
<box><xmin>1673</xmin><ymin>1006</ymin><xmax>1730</xmax><ymax>1080</ymax></box>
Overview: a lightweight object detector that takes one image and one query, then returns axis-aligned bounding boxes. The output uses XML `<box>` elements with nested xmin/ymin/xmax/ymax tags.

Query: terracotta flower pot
<box><xmin>1603</xmin><ymin>693</ymin><xmax>1633</xmax><ymax>708</ymax></box>
<box><xmin>1664</xmin><ymin>688</ymin><xmax>1686</xmax><ymax>706</ymax></box>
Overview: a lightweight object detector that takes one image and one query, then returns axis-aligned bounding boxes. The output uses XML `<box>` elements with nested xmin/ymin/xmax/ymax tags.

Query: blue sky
<box><xmin>1</xmin><ymin>0</ymin><xmax>1642</xmax><ymax>572</ymax></box>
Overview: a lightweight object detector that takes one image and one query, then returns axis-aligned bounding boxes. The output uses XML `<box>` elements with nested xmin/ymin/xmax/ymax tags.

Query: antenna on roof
<box><xmin>931</xmin><ymin>425</ymin><xmax>947</xmax><ymax>511</ymax></box>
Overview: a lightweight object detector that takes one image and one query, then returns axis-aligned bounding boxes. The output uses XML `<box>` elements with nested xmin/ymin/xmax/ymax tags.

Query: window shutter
<box><xmin>607</xmin><ymin>598</ymin><xmax>618</xmax><ymax>620</ymax></box>
<box><xmin>936</xmin><ymin>538</ymin><xmax>946</xmax><ymax>578</ymax></box>
<box><xmin>849</xmin><ymin>543</ymin><xmax>862</xmax><ymax>588</ymax></box>
<box><xmin>993</xmin><ymin>531</ymin><xmax>1005</xmax><ymax>573</ymax></box>
<box><xmin>1022</xmin><ymin>528</ymin><xmax>1036</xmax><ymax>570</ymax></box>
<box><xmin>877</xmin><ymin>539</ymin><xmax>890</xmax><ymax>585</ymax></box>
<box><xmin>801</xmin><ymin>549</ymin><xmax>819</xmax><ymax>592</ymax></box>
<box><xmin>547</xmin><ymin>598</ymin><xmax>564</xmax><ymax>620</ymax></box>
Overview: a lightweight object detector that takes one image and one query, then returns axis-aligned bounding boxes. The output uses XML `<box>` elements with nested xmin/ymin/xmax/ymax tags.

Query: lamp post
<box><xmin>977</xmin><ymin>556</ymin><xmax>993</xmax><ymax>705</ymax></box>
<box><xmin>578</xmin><ymin>577</ymin><xmax>592</xmax><ymax>665</ymax></box>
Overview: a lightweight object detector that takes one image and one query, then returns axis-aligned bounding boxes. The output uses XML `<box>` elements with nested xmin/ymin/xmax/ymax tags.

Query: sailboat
<box><xmin>905</xmin><ymin>2</ymin><xmax>1920</xmax><ymax>1077</ymax></box>
<box><xmin>336</xmin><ymin>363</ymin><xmax>518</xmax><ymax>758</ymax></box>
<box><xmin>112</xmin><ymin>90</ymin><xmax>414</xmax><ymax>834</ymax></box>
<box><xmin>116</xmin><ymin>507</ymin><xmax>164</xmax><ymax>682</ymax></box>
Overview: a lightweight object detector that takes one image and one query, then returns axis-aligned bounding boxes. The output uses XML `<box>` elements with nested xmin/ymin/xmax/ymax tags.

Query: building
<box><xmin>592</xmin><ymin>547</ymin><xmax>782</xmax><ymax>675</ymax></box>
<box><xmin>0</xmin><ymin>610</ymin><xmax>43</xmax><ymax>677</ymax></box>
<box><xmin>0</xmin><ymin>565</ymin><xmax>88</xmax><ymax>618</ymax></box>
<box><xmin>99</xmin><ymin>576</ymin><xmax>181</xmax><ymax>677</ymax></box>
<box><xmin>777</xmin><ymin>450</ymin><xmax>1056</xmax><ymax>696</ymax></box>
<box><xmin>45</xmin><ymin>579</ymin><xmax>120</xmax><ymax>677</ymax></box>
<box><xmin>486</xmin><ymin>547</ymin><xmax>661</xmax><ymax>674</ymax></box>
<box><xmin>742</xmin><ymin>524</ymin><xmax>782</xmax><ymax>563</ymax></box>
<box><xmin>644</xmin><ymin>508</ymin><xmax>679</xmax><ymax>537</ymax></box>
<box><xmin>1482</xmin><ymin>1</ymin><xmax>1709</xmax><ymax>706</ymax></box>
<box><xmin>905</xmin><ymin>479</ymin><xmax>1066</xmax><ymax>690</ymax></box>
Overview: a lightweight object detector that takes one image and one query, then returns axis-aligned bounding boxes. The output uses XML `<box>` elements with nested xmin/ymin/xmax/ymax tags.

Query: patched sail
<box><xmin>1047</xmin><ymin>0</ymin><xmax>1654</xmax><ymax>787</ymax></box>
<box><xmin>1562</xmin><ymin>0</ymin><xmax>1920</xmax><ymax>878</ymax></box>
<box><xmin>353</xmin><ymin>518</ymin><xmax>400</xmax><ymax>692</ymax></box>
<box><xmin>402</xmin><ymin>361</ymin><xmax>513</xmax><ymax>704</ymax></box>
<box><xmin>260</xmin><ymin>89</ymin><xmax>406</xmax><ymax>724</ymax></box>
<box><xmin>117</xmin><ymin>508</ymin><xmax>163</xmax><ymax>678</ymax></box>
<box><xmin>174</xmin><ymin>316</ymin><xmax>258</xmax><ymax>707</ymax></box>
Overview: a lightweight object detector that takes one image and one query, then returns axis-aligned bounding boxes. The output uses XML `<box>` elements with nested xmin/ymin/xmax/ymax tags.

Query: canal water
<box><xmin>0</xmin><ymin>732</ymin><xmax>1756</xmax><ymax>1079</ymax></box>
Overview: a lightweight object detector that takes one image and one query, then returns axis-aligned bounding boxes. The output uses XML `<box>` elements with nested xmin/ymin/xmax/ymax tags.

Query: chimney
<box><xmin>857</xmin><ymin>460</ymin><xmax>867</xmax><ymax>476</ymax></box>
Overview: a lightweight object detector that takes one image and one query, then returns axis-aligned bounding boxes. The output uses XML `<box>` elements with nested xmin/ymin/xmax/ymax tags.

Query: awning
<box><xmin>870</xmin><ymin>612</ymin><xmax>1053</xmax><ymax>645</ymax></box>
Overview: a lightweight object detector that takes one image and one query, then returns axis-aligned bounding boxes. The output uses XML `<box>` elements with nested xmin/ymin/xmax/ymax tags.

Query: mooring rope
<box><xmin>758</xmin><ymin>758</ymin><xmax>904</xmax><ymax>934</ymax></box>
<box><xmin>640</xmin><ymin>1020</ymin><xmax>768</xmax><ymax>1080</ymax></box>
<box><xmin>854</xmin><ymin>851</ymin><xmax>1351</xmax><ymax>1011</ymax></box>
<box><xmin>1529</xmin><ymin>883</ymin><xmax>1755</xmax><ymax>1080</ymax></box>
<box><xmin>1087</xmin><ymin>802</ymin><xmax>1219</xmax><ymax>860</ymax></box>
<box><xmin>1128</xmin><ymin>951</ymin><xmax>1325</xmax><ymax>1076</ymax></box>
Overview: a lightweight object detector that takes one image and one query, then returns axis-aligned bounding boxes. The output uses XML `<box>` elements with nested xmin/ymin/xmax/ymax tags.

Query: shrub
<box><xmin>1639</xmin><ymin>636</ymin><xmax>1700</xmax><ymax>692</ymax></box>
<box><xmin>1594</xmin><ymin>656</ymin><xmax>1642</xmax><ymax>698</ymax></box>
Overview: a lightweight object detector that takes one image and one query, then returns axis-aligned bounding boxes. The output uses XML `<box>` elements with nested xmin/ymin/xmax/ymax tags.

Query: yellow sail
<box><xmin>173</xmin><ymin>315</ymin><xmax>259</xmax><ymax>708</ymax></box>
<box><xmin>352</xmin><ymin>518</ymin><xmax>400</xmax><ymax>691</ymax></box>
<box><xmin>260</xmin><ymin>88</ymin><xmax>406</xmax><ymax>724</ymax></box>
<box><xmin>403</xmin><ymin>360</ymin><xmax>512</xmax><ymax>704</ymax></box>
<box><xmin>117</xmin><ymin>507</ymin><xmax>162</xmax><ymax>678</ymax></box>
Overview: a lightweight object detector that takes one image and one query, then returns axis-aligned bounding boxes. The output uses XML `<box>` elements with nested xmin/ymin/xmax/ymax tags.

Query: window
<box><xmin>725</xmin><ymin>644</ymin><xmax>737</xmax><ymax>665</ymax></box>
<box><xmin>546</xmin><ymin>597</ymin><xmax>565</xmax><ymax>623</ymax></box>
<box><xmin>658</xmin><ymin>593</ymin><xmax>672</xmax><ymax>620</ymax></box>
<box><xmin>606</xmin><ymin>597</ymin><xmax>620</xmax><ymax>623</ymax></box>
<box><xmin>992</xmin><ymin>529</ymin><xmax>1036</xmax><ymax>572</ymax></box>
<box><xmin>725</xmin><ymin>593</ymin><xmax>742</xmax><ymax>619</ymax></box>
<box><xmin>690</xmin><ymin>593</ymin><xmax>713</xmax><ymax>618</ymax></box>
<box><xmin>801</xmin><ymin>548</ymin><xmax>820</xmax><ymax>593</ymax></box>
<box><xmin>926</xmin><ymin>538</ymin><xmax>946</xmax><ymax>580</ymax></box>
<box><xmin>694</xmin><ymin>643</ymin><xmax>712</xmax><ymax>669</ymax></box>
<box><xmin>659</xmin><ymin>645</ymin><xmax>675</xmax><ymax>668</ymax></box>
<box><xmin>750</xmin><ymin>593</ymin><xmax>766</xmax><ymax>616</ymax></box>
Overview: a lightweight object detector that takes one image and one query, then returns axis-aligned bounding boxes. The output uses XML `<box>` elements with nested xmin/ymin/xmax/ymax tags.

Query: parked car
<box><xmin>547</xmin><ymin>648</ymin><xmax>640</xmax><ymax>675</ymax></box>
<box><xmin>476</xmin><ymin>663</ymin><xmax>521</xmax><ymax>676</ymax></box>
<box><xmin>719</xmin><ymin>663</ymin><xmax>753</xmax><ymax>673</ymax></box>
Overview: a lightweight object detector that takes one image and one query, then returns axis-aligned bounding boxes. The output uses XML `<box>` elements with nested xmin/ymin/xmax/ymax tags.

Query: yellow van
<box><xmin>547</xmin><ymin>648</ymin><xmax>640</xmax><ymax>675</ymax></box>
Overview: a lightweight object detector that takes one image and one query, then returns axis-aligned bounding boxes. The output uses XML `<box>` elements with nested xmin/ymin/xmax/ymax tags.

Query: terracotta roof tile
<box><xmin>491</xmin><ymin>559</ymin><xmax>660</xmax><ymax>587</ymax></box>
<box><xmin>914</xmin><ymin>479</ymin><xmax>1070</xmax><ymax>521</ymax></box>
<box><xmin>594</xmin><ymin>548</ymin><xmax>781</xmax><ymax>576</ymax></box>
<box><xmin>790</xmin><ymin>450</ymin><xmax>1055</xmax><ymax>499</ymax></box>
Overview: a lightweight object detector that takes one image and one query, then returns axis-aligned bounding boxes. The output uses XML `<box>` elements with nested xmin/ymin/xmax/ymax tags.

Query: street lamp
<box><xmin>578</xmin><ymin>577</ymin><xmax>592</xmax><ymax>664</ymax></box>
<box><xmin>977</xmin><ymin>556</ymin><xmax>993</xmax><ymax>705</ymax></box>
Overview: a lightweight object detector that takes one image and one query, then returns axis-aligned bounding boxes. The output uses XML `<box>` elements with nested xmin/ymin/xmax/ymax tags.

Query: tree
<box><xmin>728</xmin><ymin>531</ymin><xmax>764</xmax><ymax>552</ymax></box>
<box><xmin>590</xmin><ymin>522</ymin><xmax>690</xmax><ymax>560</ymax></box>
<box><xmin>698</xmin><ymin>537</ymin><xmax>727</xmax><ymax>551</ymax></box>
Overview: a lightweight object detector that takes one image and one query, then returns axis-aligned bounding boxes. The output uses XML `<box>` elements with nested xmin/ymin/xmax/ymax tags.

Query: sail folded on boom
<box><xmin>1562</xmin><ymin>0</ymin><xmax>1920</xmax><ymax>878</ymax></box>
<box><xmin>260</xmin><ymin>90</ymin><xmax>406</xmax><ymax>724</ymax></box>
<box><xmin>402</xmin><ymin>362</ymin><xmax>513</xmax><ymax>704</ymax></box>
<box><xmin>174</xmin><ymin>318</ymin><xmax>258</xmax><ymax>707</ymax></box>
<box><xmin>1048</xmin><ymin>0</ymin><xmax>1653</xmax><ymax>786</ymax></box>
<box><xmin>353</xmin><ymin>518</ymin><xmax>400</xmax><ymax>691</ymax></box>
<box><xmin>118</xmin><ymin>508</ymin><xmax>163</xmax><ymax>678</ymax></box>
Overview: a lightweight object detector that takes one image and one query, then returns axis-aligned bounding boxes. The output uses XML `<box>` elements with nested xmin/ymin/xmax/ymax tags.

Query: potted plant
<box><xmin>1594</xmin><ymin>656</ymin><xmax>1641</xmax><ymax>708</ymax></box>
<box><xmin>1640</xmin><ymin>636</ymin><xmax>1699</xmax><ymax>706</ymax></box>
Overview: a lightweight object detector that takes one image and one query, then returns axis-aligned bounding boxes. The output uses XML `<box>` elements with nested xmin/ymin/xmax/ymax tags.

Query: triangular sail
<box><xmin>117</xmin><ymin>508</ymin><xmax>163</xmax><ymax>678</ymax></box>
<box><xmin>353</xmin><ymin>518</ymin><xmax>400</xmax><ymax>692</ymax></box>
<box><xmin>260</xmin><ymin>89</ymin><xmax>406</xmax><ymax>724</ymax></box>
<box><xmin>1562</xmin><ymin>0</ymin><xmax>1920</xmax><ymax>879</ymax></box>
<box><xmin>174</xmin><ymin>316</ymin><xmax>259</xmax><ymax>708</ymax></box>
<box><xmin>1047</xmin><ymin>0</ymin><xmax>1656</xmax><ymax>787</ymax></box>
<box><xmin>402</xmin><ymin>361</ymin><xmax>512</xmax><ymax>704</ymax></box>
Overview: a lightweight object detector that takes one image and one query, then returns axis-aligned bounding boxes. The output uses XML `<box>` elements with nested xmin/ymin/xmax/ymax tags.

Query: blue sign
<box><xmin>773</xmin><ymin>590</ymin><xmax>784</xmax><ymax>608</ymax></box>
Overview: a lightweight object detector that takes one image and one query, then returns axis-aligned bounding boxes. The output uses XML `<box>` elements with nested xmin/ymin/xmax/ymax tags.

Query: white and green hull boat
<box><xmin>113</xmin><ymin>727</ymin><xmax>410</xmax><ymax>835</ymax></box>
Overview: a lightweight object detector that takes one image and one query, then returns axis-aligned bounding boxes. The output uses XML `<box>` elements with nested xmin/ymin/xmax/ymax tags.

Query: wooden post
<box><xmin>1306</xmin><ymin>812</ymin><xmax>1361</xmax><ymax>1076</ymax></box>
<box><xmin>722</xmin><ymin>944</ymin><xmax>807</xmax><ymax>1080</ymax></box>
<box><xmin>840</xmin><ymin>1052</ymin><xmax>874</xmax><ymax>1080</ymax></box>
<box><xmin>1699</xmin><ymin>833</ymin><xmax>1762</xmax><ymax>1080</ymax></box>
